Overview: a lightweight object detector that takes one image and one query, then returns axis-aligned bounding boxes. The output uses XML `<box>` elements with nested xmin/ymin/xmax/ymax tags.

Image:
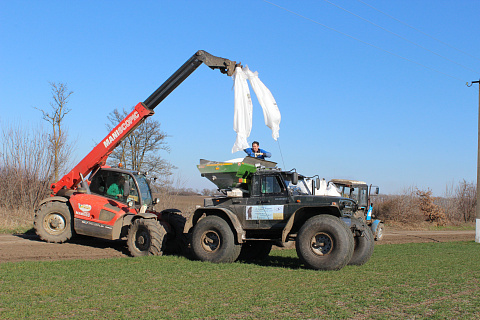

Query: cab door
<box><xmin>244</xmin><ymin>174</ymin><xmax>289</xmax><ymax>230</ymax></box>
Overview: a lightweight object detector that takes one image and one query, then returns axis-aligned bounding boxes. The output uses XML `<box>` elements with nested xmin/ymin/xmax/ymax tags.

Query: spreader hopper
<box><xmin>197</xmin><ymin>157</ymin><xmax>276</xmax><ymax>189</ymax></box>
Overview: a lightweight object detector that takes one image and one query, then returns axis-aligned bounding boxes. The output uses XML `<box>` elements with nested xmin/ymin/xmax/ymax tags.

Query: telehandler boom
<box><xmin>52</xmin><ymin>50</ymin><xmax>237</xmax><ymax>194</ymax></box>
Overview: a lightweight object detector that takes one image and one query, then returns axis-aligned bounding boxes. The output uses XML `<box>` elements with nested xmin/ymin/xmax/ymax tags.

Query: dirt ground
<box><xmin>0</xmin><ymin>229</ymin><xmax>475</xmax><ymax>264</ymax></box>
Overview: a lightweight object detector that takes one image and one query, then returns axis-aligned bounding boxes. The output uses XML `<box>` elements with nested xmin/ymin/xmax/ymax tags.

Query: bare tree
<box><xmin>455</xmin><ymin>180</ymin><xmax>476</xmax><ymax>222</ymax></box>
<box><xmin>0</xmin><ymin>123</ymin><xmax>53</xmax><ymax>229</ymax></box>
<box><xmin>106</xmin><ymin>107</ymin><xmax>175</xmax><ymax>179</ymax></box>
<box><xmin>201</xmin><ymin>188</ymin><xmax>212</xmax><ymax>196</ymax></box>
<box><xmin>35</xmin><ymin>82</ymin><xmax>73</xmax><ymax>182</ymax></box>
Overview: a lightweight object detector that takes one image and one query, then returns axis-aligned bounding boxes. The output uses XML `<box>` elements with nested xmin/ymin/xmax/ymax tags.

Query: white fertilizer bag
<box><xmin>243</xmin><ymin>66</ymin><xmax>281</xmax><ymax>141</ymax></box>
<box><xmin>231</xmin><ymin>67</ymin><xmax>253</xmax><ymax>153</ymax></box>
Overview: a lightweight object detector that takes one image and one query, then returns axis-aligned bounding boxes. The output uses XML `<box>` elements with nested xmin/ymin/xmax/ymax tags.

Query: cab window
<box><xmin>126</xmin><ymin>176</ymin><xmax>140</xmax><ymax>205</ymax></box>
<box><xmin>133</xmin><ymin>174</ymin><xmax>153</xmax><ymax>206</ymax></box>
<box><xmin>89</xmin><ymin>170</ymin><xmax>133</xmax><ymax>203</ymax></box>
<box><xmin>261</xmin><ymin>175</ymin><xmax>284</xmax><ymax>195</ymax></box>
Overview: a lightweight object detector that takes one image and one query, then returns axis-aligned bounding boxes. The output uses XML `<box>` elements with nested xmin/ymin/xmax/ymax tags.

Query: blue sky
<box><xmin>1</xmin><ymin>0</ymin><xmax>479</xmax><ymax>196</ymax></box>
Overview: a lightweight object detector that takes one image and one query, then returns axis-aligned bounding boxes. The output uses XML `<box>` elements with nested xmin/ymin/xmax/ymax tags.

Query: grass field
<box><xmin>1</xmin><ymin>241</ymin><xmax>479</xmax><ymax>319</ymax></box>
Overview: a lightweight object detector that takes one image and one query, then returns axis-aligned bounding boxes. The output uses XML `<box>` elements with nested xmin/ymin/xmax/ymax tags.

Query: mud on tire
<box><xmin>161</xmin><ymin>210</ymin><xmax>188</xmax><ymax>256</ymax></box>
<box><xmin>296</xmin><ymin>215</ymin><xmax>354</xmax><ymax>270</ymax></box>
<box><xmin>34</xmin><ymin>201</ymin><xmax>73</xmax><ymax>243</ymax></box>
<box><xmin>191</xmin><ymin>215</ymin><xmax>241</xmax><ymax>263</ymax></box>
<box><xmin>127</xmin><ymin>218</ymin><xmax>166</xmax><ymax>257</ymax></box>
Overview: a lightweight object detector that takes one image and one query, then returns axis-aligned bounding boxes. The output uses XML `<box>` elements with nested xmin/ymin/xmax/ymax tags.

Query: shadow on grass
<box><xmin>238</xmin><ymin>255</ymin><xmax>304</xmax><ymax>269</ymax></box>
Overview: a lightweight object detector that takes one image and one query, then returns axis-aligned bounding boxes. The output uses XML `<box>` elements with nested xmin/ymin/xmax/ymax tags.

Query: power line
<box><xmin>357</xmin><ymin>0</ymin><xmax>480</xmax><ymax>62</ymax></box>
<box><xmin>262</xmin><ymin>0</ymin><xmax>467</xmax><ymax>83</ymax></box>
<box><xmin>322</xmin><ymin>0</ymin><xmax>479</xmax><ymax>74</ymax></box>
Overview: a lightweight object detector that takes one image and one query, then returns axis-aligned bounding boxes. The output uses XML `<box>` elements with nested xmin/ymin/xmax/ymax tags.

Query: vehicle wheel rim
<box><xmin>201</xmin><ymin>231</ymin><xmax>220</xmax><ymax>253</ymax></box>
<box><xmin>310</xmin><ymin>232</ymin><xmax>333</xmax><ymax>256</ymax></box>
<box><xmin>43</xmin><ymin>213</ymin><xmax>66</xmax><ymax>235</ymax></box>
<box><xmin>136</xmin><ymin>228</ymin><xmax>151</xmax><ymax>251</ymax></box>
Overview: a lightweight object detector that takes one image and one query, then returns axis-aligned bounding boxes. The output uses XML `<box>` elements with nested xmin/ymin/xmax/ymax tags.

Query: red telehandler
<box><xmin>34</xmin><ymin>50</ymin><xmax>238</xmax><ymax>256</ymax></box>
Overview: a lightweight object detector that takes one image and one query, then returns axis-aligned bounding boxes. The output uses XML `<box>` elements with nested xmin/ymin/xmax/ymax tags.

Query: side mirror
<box><xmin>315</xmin><ymin>177</ymin><xmax>321</xmax><ymax>190</ymax></box>
<box><xmin>292</xmin><ymin>172</ymin><xmax>298</xmax><ymax>185</ymax></box>
<box><xmin>153</xmin><ymin>198</ymin><xmax>160</xmax><ymax>205</ymax></box>
<box><xmin>123</xmin><ymin>180</ymin><xmax>130</xmax><ymax>197</ymax></box>
<box><xmin>374</xmin><ymin>187</ymin><xmax>379</xmax><ymax>195</ymax></box>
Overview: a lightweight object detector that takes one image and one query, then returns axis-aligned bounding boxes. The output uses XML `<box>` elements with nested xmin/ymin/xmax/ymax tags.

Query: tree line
<box><xmin>373</xmin><ymin>181</ymin><xmax>477</xmax><ymax>225</ymax></box>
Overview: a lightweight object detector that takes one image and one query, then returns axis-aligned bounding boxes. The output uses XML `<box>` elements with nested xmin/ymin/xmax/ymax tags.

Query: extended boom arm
<box><xmin>51</xmin><ymin>50</ymin><xmax>238</xmax><ymax>194</ymax></box>
<box><xmin>144</xmin><ymin>50</ymin><xmax>237</xmax><ymax>110</ymax></box>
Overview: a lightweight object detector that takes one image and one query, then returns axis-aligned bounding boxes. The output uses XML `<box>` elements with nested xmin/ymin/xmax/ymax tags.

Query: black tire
<box><xmin>191</xmin><ymin>215</ymin><xmax>241</xmax><ymax>263</ymax></box>
<box><xmin>238</xmin><ymin>241</ymin><xmax>273</xmax><ymax>261</ymax></box>
<box><xmin>296</xmin><ymin>215</ymin><xmax>354</xmax><ymax>270</ymax></box>
<box><xmin>162</xmin><ymin>211</ymin><xmax>188</xmax><ymax>255</ymax></box>
<box><xmin>348</xmin><ymin>224</ymin><xmax>375</xmax><ymax>266</ymax></box>
<box><xmin>375</xmin><ymin>223</ymin><xmax>384</xmax><ymax>241</ymax></box>
<box><xmin>127</xmin><ymin>218</ymin><xmax>166</xmax><ymax>257</ymax></box>
<box><xmin>34</xmin><ymin>201</ymin><xmax>73</xmax><ymax>243</ymax></box>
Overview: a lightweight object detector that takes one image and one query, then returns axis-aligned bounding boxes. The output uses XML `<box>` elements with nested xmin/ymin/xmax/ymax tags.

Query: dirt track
<box><xmin>0</xmin><ymin>230</ymin><xmax>476</xmax><ymax>263</ymax></box>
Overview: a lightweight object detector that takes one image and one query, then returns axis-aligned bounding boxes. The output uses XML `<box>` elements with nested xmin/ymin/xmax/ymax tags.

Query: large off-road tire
<box><xmin>348</xmin><ymin>225</ymin><xmax>375</xmax><ymax>266</ymax></box>
<box><xmin>296</xmin><ymin>215</ymin><xmax>354</xmax><ymax>270</ymax></box>
<box><xmin>375</xmin><ymin>223</ymin><xmax>384</xmax><ymax>241</ymax></box>
<box><xmin>237</xmin><ymin>241</ymin><xmax>273</xmax><ymax>261</ymax></box>
<box><xmin>191</xmin><ymin>215</ymin><xmax>241</xmax><ymax>263</ymax></box>
<box><xmin>34</xmin><ymin>201</ymin><xmax>73</xmax><ymax>243</ymax></box>
<box><xmin>127</xmin><ymin>218</ymin><xmax>166</xmax><ymax>257</ymax></box>
<box><xmin>162</xmin><ymin>211</ymin><xmax>188</xmax><ymax>256</ymax></box>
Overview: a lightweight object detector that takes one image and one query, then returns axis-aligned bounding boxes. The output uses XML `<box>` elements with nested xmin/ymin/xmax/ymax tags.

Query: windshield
<box><xmin>283</xmin><ymin>175</ymin><xmax>311</xmax><ymax>196</ymax></box>
<box><xmin>340</xmin><ymin>186</ymin><xmax>368</xmax><ymax>206</ymax></box>
<box><xmin>133</xmin><ymin>173</ymin><xmax>153</xmax><ymax>206</ymax></box>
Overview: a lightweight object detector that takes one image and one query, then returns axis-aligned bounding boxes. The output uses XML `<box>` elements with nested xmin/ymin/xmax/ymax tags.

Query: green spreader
<box><xmin>197</xmin><ymin>157</ymin><xmax>277</xmax><ymax>189</ymax></box>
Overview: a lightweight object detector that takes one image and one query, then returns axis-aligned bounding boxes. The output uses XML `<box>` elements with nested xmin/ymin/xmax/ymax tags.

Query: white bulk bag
<box><xmin>243</xmin><ymin>66</ymin><xmax>281</xmax><ymax>140</ymax></box>
<box><xmin>317</xmin><ymin>179</ymin><xmax>342</xmax><ymax>197</ymax></box>
<box><xmin>231</xmin><ymin>67</ymin><xmax>252</xmax><ymax>153</ymax></box>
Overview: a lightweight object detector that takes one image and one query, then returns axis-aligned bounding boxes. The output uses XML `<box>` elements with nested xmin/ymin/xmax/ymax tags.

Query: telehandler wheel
<box><xmin>191</xmin><ymin>215</ymin><xmax>241</xmax><ymax>263</ymax></box>
<box><xmin>127</xmin><ymin>218</ymin><xmax>166</xmax><ymax>257</ymax></box>
<box><xmin>348</xmin><ymin>225</ymin><xmax>375</xmax><ymax>266</ymax></box>
<box><xmin>162</xmin><ymin>211</ymin><xmax>188</xmax><ymax>256</ymax></box>
<box><xmin>296</xmin><ymin>215</ymin><xmax>354</xmax><ymax>271</ymax></box>
<box><xmin>237</xmin><ymin>241</ymin><xmax>272</xmax><ymax>261</ymax></box>
<box><xmin>34</xmin><ymin>201</ymin><xmax>73</xmax><ymax>243</ymax></box>
<box><xmin>375</xmin><ymin>223</ymin><xmax>384</xmax><ymax>241</ymax></box>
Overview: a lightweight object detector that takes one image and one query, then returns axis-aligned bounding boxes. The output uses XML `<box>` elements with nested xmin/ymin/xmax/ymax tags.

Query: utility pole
<box><xmin>469</xmin><ymin>80</ymin><xmax>480</xmax><ymax>243</ymax></box>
